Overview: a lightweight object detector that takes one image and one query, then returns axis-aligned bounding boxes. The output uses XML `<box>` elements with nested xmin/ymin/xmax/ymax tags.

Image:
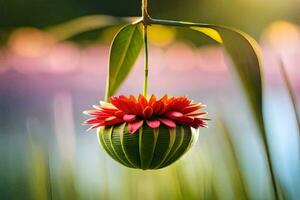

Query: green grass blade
<box><xmin>218</xmin><ymin>118</ymin><xmax>249</xmax><ymax>200</ymax></box>
<box><xmin>278</xmin><ymin>59</ymin><xmax>300</xmax><ymax>135</ymax></box>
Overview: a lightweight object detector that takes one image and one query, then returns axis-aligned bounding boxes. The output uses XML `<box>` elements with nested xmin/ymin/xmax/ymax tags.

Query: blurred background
<box><xmin>0</xmin><ymin>0</ymin><xmax>300</xmax><ymax>199</ymax></box>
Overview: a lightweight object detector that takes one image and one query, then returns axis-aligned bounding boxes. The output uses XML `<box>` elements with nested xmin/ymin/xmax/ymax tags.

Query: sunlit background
<box><xmin>0</xmin><ymin>0</ymin><xmax>300</xmax><ymax>199</ymax></box>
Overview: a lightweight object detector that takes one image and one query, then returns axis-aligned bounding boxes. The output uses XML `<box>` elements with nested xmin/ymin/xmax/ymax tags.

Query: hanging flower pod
<box><xmin>84</xmin><ymin>94</ymin><xmax>208</xmax><ymax>169</ymax></box>
<box><xmin>98</xmin><ymin>123</ymin><xmax>199</xmax><ymax>169</ymax></box>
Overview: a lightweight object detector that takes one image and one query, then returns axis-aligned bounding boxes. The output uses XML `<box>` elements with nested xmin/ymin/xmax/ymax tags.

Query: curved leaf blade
<box><xmin>192</xmin><ymin>26</ymin><xmax>263</xmax><ymax>122</ymax></box>
<box><xmin>105</xmin><ymin>24</ymin><xmax>143</xmax><ymax>100</ymax></box>
<box><xmin>45</xmin><ymin>15</ymin><xmax>139</xmax><ymax>41</ymax></box>
<box><xmin>148</xmin><ymin>19</ymin><xmax>262</xmax><ymax>118</ymax></box>
<box><xmin>191</xmin><ymin>27</ymin><xmax>223</xmax><ymax>43</ymax></box>
<box><xmin>189</xmin><ymin>24</ymin><xmax>279</xmax><ymax>199</ymax></box>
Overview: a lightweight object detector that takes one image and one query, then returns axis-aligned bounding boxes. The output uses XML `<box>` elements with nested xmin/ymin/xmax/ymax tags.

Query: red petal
<box><xmin>91</xmin><ymin>112</ymin><xmax>111</xmax><ymax>118</ymax></box>
<box><xmin>84</xmin><ymin>118</ymin><xmax>101</xmax><ymax>124</ymax></box>
<box><xmin>109</xmin><ymin>97</ymin><xmax>123</xmax><ymax>110</ymax></box>
<box><xmin>83</xmin><ymin>110</ymin><xmax>103</xmax><ymax>116</ymax></box>
<box><xmin>114</xmin><ymin>110</ymin><xmax>125</xmax><ymax>118</ymax></box>
<box><xmin>118</xmin><ymin>100</ymin><xmax>132</xmax><ymax>113</ymax></box>
<box><xmin>83</xmin><ymin>95</ymin><xmax>208</xmax><ymax>131</ymax></box>
<box><xmin>152</xmin><ymin>101</ymin><xmax>165</xmax><ymax>115</ymax></box>
<box><xmin>186</xmin><ymin>118</ymin><xmax>208</xmax><ymax>128</ymax></box>
<box><xmin>176</xmin><ymin>115</ymin><xmax>194</xmax><ymax>123</ymax></box>
<box><xmin>194</xmin><ymin>118</ymin><xmax>209</xmax><ymax>126</ymax></box>
<box><xmin>138</xmin><ymin>94</ymin><xmax>148</xmax><ymax>108</ymax></box>
<box><xmin>135</xmin><ymin>104</ymin><xmax>144</xmax><ymax>116</ymax></box>
<box><xmin>127</xmin><ymin>100</ymin><xmax>138</xmax><ymax>113</ymax></box>
<box><xmin>146</xmin><ymin>119</ymin><xmax>160</xmax><ymax>128</ymax></box>
<box><xmin>129</xmin><ymin>95</ymin><xmax>137</xmax><ymax>103</ymax></box>
<box><xmin>86</xmin><ymin>123</ymin><xmax>102</xmax><ymax>131</ymax></box>
<box><xmin>123</xmin><ymin>114</ymin><xmax>137</xmax><ymax>123</ymax></box>
<box><xmin>165</xmin><ymin>97</ymin><xmax>191</xmax><ymax>112</ymax></box>
<box><xmin>101</xmin><ymin>108</ymin><xmax>119</xmax><ymax>114</ymax></box>
<box><xmin>159</xmin><ymin>95</ymin><xmax>168</xmax><ymax>103</ymax></box>
<box><xmin>149</xmin><ymin>95</ymin><xmax>156</xmax><ymax>106</ymax></box>
<box><xmin>119</xmin><ymin>95</ymin><xmax>129</xmax><ymax>101</ymax></box>
<box><xmin>120</xmin><ymin>99</ymin><xmax>138</xmax><ymax>113</ymax></box>
<box><xmin>165</xmin><ymin>111</ymin><xmax>183</xmax><ymax>118</ymax></box>
<box><xmin>186</xmin><ymin>112</ymin><xmax>207</xmax><ymax>117</ymax></box>
<box><xmin>182</xmin><ymin>104</ymin><xmax>201</xmax><ymax>114</ymax></box>
<box><xmin>128</xmin><ymin>120</ymin><xmax>144</xmax><ymax>134</ymax></box>
<box><xmin>159</xmin><ymin>118</ymin><xmax>176</xmax><ymax>128</ymax></box>
<box><xmin>143</xmin><ymin>106</ymin><xmax>153</xmax><ymax>119</ymax></box>
<box><xmin>104</xmin><ymin>116</ymin><xmax>123</xmax><ymax>125</ymax></box>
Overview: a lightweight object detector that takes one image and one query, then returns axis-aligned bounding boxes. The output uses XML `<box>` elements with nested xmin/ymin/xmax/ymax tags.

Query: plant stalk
<box><xmin>143</xmin><ymin>17</ymin><xmax>213</xmax><ymax>28</ymax></box>
<box><xmin>142</xmin><ymin>0</ymin><xmax>149</xmax><ymax>98</ymax></box>
<box><xmin>143</xmin><ymin>25</ymin><xmax>149</xmax><ymax>98</ymax></box>
<box><xmin>142</xmin><ymin>0</ymin><xmax>148</xmax><ymax>20</ymax></box>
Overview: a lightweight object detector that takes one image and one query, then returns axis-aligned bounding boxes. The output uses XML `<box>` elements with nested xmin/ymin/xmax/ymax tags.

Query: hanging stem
<box><xmin>142</xmin><ymin>0</ymin><xmax>149</xmax><ymax>98</ymax></box>
<box><xmin>143</xmin><ymin>26</ymin><xmax>149</xmax><ymax>97</ymax></box>
<box><xmin>142</xmin><ymin>0</ymin><xmax>150</xmax><ymax>21</ymax></box>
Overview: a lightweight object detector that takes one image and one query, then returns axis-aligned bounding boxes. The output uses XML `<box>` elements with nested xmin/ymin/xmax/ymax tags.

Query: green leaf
<box><xmin>148</xmin><ymin>19</ymin><xmax>262</xmax><ymax>122</ymax></box>
<box><xmin>105</xmin><ymin>24</ymin><xmax>143</xmax><ymax>100</ymax></box>
<box><xmin>45</xmin><ymin>15</ymin><xmax>138</xmax><ymax>41</ymax></box>
<box><xmin>189</xmin><ymin>24</ymin><xmax>279</xmax><ymax>199</ymax></box>
<box><xmin>191</xmin><ymin>26</ymin><xmax>263</xmax><ymax>124</ymax></box>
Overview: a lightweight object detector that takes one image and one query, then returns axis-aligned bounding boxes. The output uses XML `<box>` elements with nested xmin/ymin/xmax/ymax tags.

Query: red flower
<box><xmin>83</xmin><ymin>94</ymin><xmax>209</xmax><ymax>134</ymax></box>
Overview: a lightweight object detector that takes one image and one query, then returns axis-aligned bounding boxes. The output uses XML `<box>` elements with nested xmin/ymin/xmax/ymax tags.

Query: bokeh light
<box><xmin>8</xmin><ymin>27</ymin><xmax>56</xmax><ymax>58</ymax></box>
<box><xmin>164</xmin><ymin>42</ymin><xmax>196</xmax><ymax>71</ymax></box>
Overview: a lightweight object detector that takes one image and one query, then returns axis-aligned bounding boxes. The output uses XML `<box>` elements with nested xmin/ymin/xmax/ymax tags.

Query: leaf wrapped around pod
<box><xmin>98</xmin><ymin>123</ymin><xmax>199</xmax><ymax>170</ymax></box>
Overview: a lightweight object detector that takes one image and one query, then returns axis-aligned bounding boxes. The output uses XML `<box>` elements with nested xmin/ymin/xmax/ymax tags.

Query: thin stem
<box><xmin>143</xmin><ymin>24</ymin><xmax>149</xmax><ymax>97</ymax></box>
<box><xmin>142</xmin><ymin>0</ymin><xmax>150</xmax><ymax>22</ymax></box>
<box><xmin>148</xmin><ymin>18</ymin><xmax>212</xmax><ymax>28</ymax></box>
<box><xmin>142</xmin><ymin>0</ymin><xmax>149</xmax><ymax>98</ymax></box>
<box><xmin>142</xmin><ymin>0</ymin><xmax>147</xmax><ymax>17</ymax></box>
